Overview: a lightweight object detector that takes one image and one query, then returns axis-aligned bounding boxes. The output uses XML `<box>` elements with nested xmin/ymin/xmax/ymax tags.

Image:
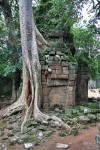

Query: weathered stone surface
<box><xmin>68</xmin><ymin>81</ymin><xmax>75</xmax><ymax>86</ymax></box>
<box><xmin>69</xmin><ymin>69</ymin><xmax>76</xmax><ymax>74</ymax></box>
<box><xmin>56</xmin><ymin>69</ymin><xmax>63</xmax><ymax>75</ymax></box>
<box><xmin>62</xmin><ymin>67</ymin><xmax>69</xmax><ymax>75</ymax></box>
<box><xmin>41</xmin><ymin>120</ymin><xmax>48</xmax><ymax>126</ymax></box>
<box><xmin>50</xmin><ymin>65</ymin><xmax>62</xmax><ymax>70</ymax></box>
<box><xmin>41</xmin><ymin>65</ymin><xmax>48</xmax><ymax>70</ymax></box>
<box><xmin>19</xmin><ymin>134</ymin><xmax>37</xmax><ymax>143</ymax></box>
<box><xmin>22</xmin><ymin>126</ymin><xmax>28</xmax><ymax>134</ymax></box>
<box><xmin>82</xmin><ymin>141</ymin><xmax>88</xmax><ymax>145</ymax></box>
<box><xmin>38</xmin><ymin>131</ymin><xmax>43</xmax><ymax>140</ymax></box>
<box><xmin>87</xmin><ymin>114</ymin><xmax>97</xmax><ymax>121</ymax></box>
<box><xmin>60</xmin><ymin>56</ymin><xmax>66</xmax><ymax>60</ymax></box>
<box><xmin>9</xmin><ymin>136</ymin><xmax>19</xmax><ymax>145</ymax></box>
<box><xmin>62</xmin><ymin>61</ymin><xmax>68</xmax><ymax>67</ymax></box>
<box><xmin>95</xmin><ymin>133</ymin><xmax>100</xmax><ymax>145</ymax></box>
<box><xmin>41</xmin><ymin>38</ymin><xmax>76</xmax><ymax>109</ymax></box>
<box><xmin>56</xmin><ymin>51</ymin><xmax>63</xmax><ymax>55</ymax></box>
<box><xmin>67</xmin><ymin>94</ymin><xmax>75</xmax><ymax>106</ymax></box>
<box><xmin>69</xmin><ymin>74</ymin><xmax>76</xmax><ymax>80</ymax></box>
<box><xmin>54</xmin><ymin>108</ymin><xmax>60</xmax><ymax>112</ymax></box>
<box><xmin>54</xmin><ymin>121</ymin><xmax>61</xmax><ymax>127</ymax></box>
<box><xmin>50</xmin><ymin>61</ymin><xmax>62</xmax><ymax>66</ymax></box>
<box><xmin>43</xmin><ymin>87</ymin><xmax>48</xmax><ymax>96</ymax></box>
<box><xmin>51</xmin><ymin>70</ymin><xmax>56</xmax><ymax>74</ymax></box>
<box><xmin>79</xmin><ymin>116</ymin><xmax>90</xmax><ymax>124</ymax></box>
<box><xmin>39</xmin><ymin>125</ymin><xmax>47</xmax><ymax>131</ymax></box>
<box><xmin>56</xmin><ymin>143</ymin><xmax>69</xmax><ymax>149</ymax></box>
<box><xmin>48</xmin><ymin>56</ymin><xmax>54</xmax><ymax>61</ymax></box>
<box><xmin>97</xmin><ymin>114</ymin><xmax>100</xmax><ymax>120</ymax></box>
<box><xmin>56</xmin><ymin>74</ymin><xmax>68</xmax><ymax>79</ymax></box>
<box><xmin>44</xmin><ymin>131</ymin><xmax>53</xmax><ymax>137</ymax></box>
<box><xmin>49</xmin><ymin>51</ymin><xmax>55</xmax><ymax>55</ymax></box>
<box><xmin>49</xmin><ymin>87</ymin><xmax>67</xmax><ymax>106</ymax></box>
<box><xmin>24</xmin><ymin>143</ymin><xmax>34</xmax><ymax>149</ymax></box>
<box><xmin>47</xmin><ymin>79</ymin><xmax>68</xmax><ymax>87</ymax></box>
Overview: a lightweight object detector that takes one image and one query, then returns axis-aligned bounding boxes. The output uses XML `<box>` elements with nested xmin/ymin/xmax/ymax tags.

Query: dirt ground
<box><xmin>0</xmin><ymin>90</ymin><xmax>100</xmax><ymax>150</ymax></box>
<box><xmin>37</xmin><ymin>125</ymin><xmax>100</xmax><ymax>150</ymax></box>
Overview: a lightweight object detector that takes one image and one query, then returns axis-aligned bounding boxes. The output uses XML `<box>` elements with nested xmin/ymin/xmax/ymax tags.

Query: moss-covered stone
<box><xmin>59</xmin><ymin>131</ymin><xmax>67</xmax><ymax>137</ymax></box>
<box><xmin>20</xmin><ymin>134</ymin><xmax>37</xmax><ymax>143</ymax></box>
<box><xmin>71</xmin><ymin>127</ymin><xmax>78</xmax><ymax>136</ymax></box>
<box><xmin>9</xmin><ymin>136</ymin><xmax>19</xmax><ymax>145</ymax></box>
<box><xmin>79</xmin><ymin>116</ymin><xmax>90</xmax><ymax>124</ymax></box>
<box><xmin>81</xmin><ymin>125</ymin><xmax>89</xmax><ymax>129</ymax></box>
<box><xmin>87</xmin><ymin>114</ymin><xmax>97</xmax><ymax>122</ymax></box>
<box><xmin>39</xmin><ymin>125</ymin><xmax>47</xmax><ymax>131</ymax></box>
<box><xmin>44</xmin><ymin>131</ymin><xmax>53</xmax><ymax>137</ymax></box>
<box><xmin>88</xmin><ymin>102</ymin><xmax>99</xmax><ymax>109</ymax></box>
<box><xmin>7</xmin><ymin>132</ymin><xmax>14</xmax><ymax>137</ymax></box>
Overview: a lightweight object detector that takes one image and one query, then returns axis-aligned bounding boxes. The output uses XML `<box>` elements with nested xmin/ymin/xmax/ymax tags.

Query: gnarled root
<box><xmin>0</xmin><ymin>95</ymin><xmax>25</xmax><ymax>118</ymax></box>
<box><xmin>34</xmin><ymin>107</ymin><xmax>71</xmax><ymax>133</ymax></box>
<box><xmin>21</xmin><ymin>106</ymin><xmax>71</xmax><ymax>134</ymax></box>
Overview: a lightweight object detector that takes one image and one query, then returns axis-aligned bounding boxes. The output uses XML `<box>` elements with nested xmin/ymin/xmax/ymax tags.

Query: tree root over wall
<box><xmin>0</xmin><ymin>0</ymin><xmax>71</xmax><ymax>134</ymax></box>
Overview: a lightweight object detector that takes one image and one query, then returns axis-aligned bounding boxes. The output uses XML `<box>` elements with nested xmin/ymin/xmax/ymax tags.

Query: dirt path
<box><xmin>38</xmin><ymin>126</ymin><xmax>99</xmax><ymax>150</ymax></box>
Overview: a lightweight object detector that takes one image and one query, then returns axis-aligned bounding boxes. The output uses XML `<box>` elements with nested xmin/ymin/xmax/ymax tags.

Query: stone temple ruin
<box><xmin>0</xmin><ymin>30</ymin><xmax>88</xmax><ymax>110</ymax></box>
<box><xmin>40</xmin><ymin>30</ymin><xmax>76</xmax><ymax>110</ymax></box>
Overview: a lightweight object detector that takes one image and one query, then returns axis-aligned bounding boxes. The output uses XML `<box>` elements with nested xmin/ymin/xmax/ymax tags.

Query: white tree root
<box><xmin>21</xmin><ymin>103</ymin><xmax>71</xmax><ymax>134</ymax></box>
<box><xmin>0</xmin><ymin>94</ymin><xmax>25</xmax><ymax>117</ymax></box>
<box><xmin>21</xmin><ymin>72</ymin><xmax>71</xmax><ymax>133</ymax></box>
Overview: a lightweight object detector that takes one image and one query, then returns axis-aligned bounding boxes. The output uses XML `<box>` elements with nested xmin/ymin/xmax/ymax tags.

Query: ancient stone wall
<box><xmin>40</xmin><ymin>60</ymin><xmax>76</xmax><ymax>110</ymax></box>
<box><xmin>40</xmin><ymin>31</ymin><xmax>76</xmax><ymax>110</ymax></box>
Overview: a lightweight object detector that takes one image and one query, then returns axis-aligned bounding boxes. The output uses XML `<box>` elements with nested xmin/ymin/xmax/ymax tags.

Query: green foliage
<box><xmin>70</xmin><ymin>27</ymin><xmax>100</xmax><ymax>79</ymax></box>
<box><xmin>34</xmin><ymin>0</ymin><xmax>100</xmax><ymax>80</ymax></box>
<box><xmin>0</xmin><ymin>0</ymin><xmax>99</xmax><ymax>81</ymax></box>
<box><xmin>34</xmin><ymin>0</ymin><xmax>82</xmax><ymax>30</ymax></box>
<box><xmin>0</xmin><ymin>0</ymin><xmax>21</xmax><ymax>78</ymax></box>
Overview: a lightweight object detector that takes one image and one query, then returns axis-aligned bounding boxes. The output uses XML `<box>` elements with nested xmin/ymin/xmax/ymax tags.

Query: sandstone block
<box><xmin>63</xmin><ymin>67</ymin><xmax>69</xmax><ymax>74</ymax></box>
<box><xmin>69</xmin><ymin>74</ymin><xmax>76</xmax><ymax>80</ymax></box>
<box><xmin>56</xmin><ymin>74</ymin><xmax>68</xmax><ymax>79</ymax></box>
<box><xmin>50</xmin><ymin>61</ymin><xmax>62</xmax><ymax>66</ymax></box>
<box><xmin>49</xmin><ymin>87</ymin><xmax>67</xmax><ymax>105</ymax></box>
<box><xmin>68</xmin><ymin>81</ymin><xmax>75</xmax><ymax>86</ymax></box>
<box><xmin>51</xmin><ymin>74</ymin><xmax>56</xmax><ymax>78</ymax></box>
<box><xmin>43</xmin><ymin>87</ymin><xmax>48</xmax><ymax>96</ymax></box>
<box><xmin>56</xmin><ymin>69</ymin><xmax>62</xmax><ymax>75</ymax></box>
<box><xmin>51</xmin><ymin>70</ymin><xmax>56</xmax><ymax>74</ymax></box>
<box><xmin>56</xmin><ymin>51</ymin><xmax>63</xmax><ymax>55</ymax></box>
<box><xmin>47</xmin><ymin>79</ymin><xmax>68</xmax><ymax>86</ymax></box>
<box><xmin>50</xmin><ymin>65</ymin><xmax>62</xmax><ymax>70</ymax></box>
<box><xmin>62</xmin><ymin>61</ymin><xmax>68</xmax><ymax>67</ymax></box>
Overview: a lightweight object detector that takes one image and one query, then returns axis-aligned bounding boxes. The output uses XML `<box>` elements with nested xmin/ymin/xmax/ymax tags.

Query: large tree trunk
<box><xmin>19</xmin><ymin>0</ymin><xmax>71</xmax><ymax>133</ymax></box>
